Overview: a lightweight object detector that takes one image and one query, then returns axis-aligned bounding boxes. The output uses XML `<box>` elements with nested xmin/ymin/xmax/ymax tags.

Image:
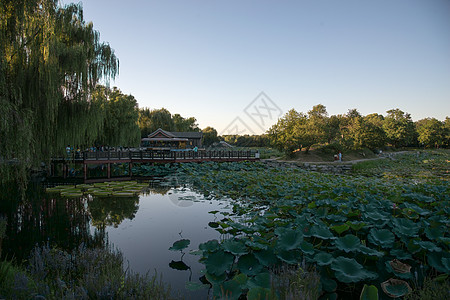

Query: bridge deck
<box><xmin>50</xmin><ymin>149</ymin><xmax>259</xmax><ymax>182</ymax></box>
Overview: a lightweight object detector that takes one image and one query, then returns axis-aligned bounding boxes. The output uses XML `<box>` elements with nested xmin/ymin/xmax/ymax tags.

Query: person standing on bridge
<box><xmin>193</xmin><ymin>146</ymin><xmax>198</xmax><ymax>158</ymax></box>
<box><xmin>66</xmin><ymin>145</ymin><xmax>71</xmax><ymax>159</ymax></box>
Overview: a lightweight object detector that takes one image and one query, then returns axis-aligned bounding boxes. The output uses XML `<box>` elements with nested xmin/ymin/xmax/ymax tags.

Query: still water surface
<box><xmin>1</xmin><ymin>178</ymin><xmax>232</xmax><ymax>299</ymax></box>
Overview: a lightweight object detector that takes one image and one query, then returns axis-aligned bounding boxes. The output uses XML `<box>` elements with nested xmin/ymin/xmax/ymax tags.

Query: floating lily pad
<box><xmin>169</xmin><ymin>239</ymin><xmax>190</xmax><ymax>251</ymax></box>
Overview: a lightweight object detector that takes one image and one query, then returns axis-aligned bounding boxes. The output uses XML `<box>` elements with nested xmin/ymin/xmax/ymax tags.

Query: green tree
<box><xmin>1</xmin><ymin>1</ymin><xmax>118</xmax><ymax>182</ymax></box>
<box><xmin>383</xmin><ymin>109</ymin><xmax>417</xmax><ymax>147</ymax></box>
<box><xmin>173</xmin><ymin>114</ymin><xmax>199</xmax><ymax>132</ymax></box>
<box><xmin>444</xmin><ymin>117</ymin><xmax>450</xmax><ymax>147</ymax></box>
<box><xmin>347</xmin><ymin>115</ymin><xmax>386</xmax><ymax>150</ymax></box>
<box><xmin>268</xmin><ymin>109</ymin><xmax>307</xmax><ymax>155</ymax></box>
<box><xmin>96</xmin><ymin>87</ymin><xmax>141</xmax><ymax>146</ymax></box>
<box><xmin>415</xmin><ymin>118</ymin><xmax>445</xmax><ymax>148</ymax></box>
<box><xmin>138</xmin><ymin>108</ymin><xmax>174</xmax><ymax>137</ymax></box>
<box><xmin>202</xmin><ymin>127</ymin><xmax>219</xmax><ymax>146</ymax></box>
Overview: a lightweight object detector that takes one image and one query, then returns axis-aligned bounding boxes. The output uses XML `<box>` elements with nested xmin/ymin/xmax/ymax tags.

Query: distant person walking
<box><xmin>338</xmin><ymin>151</ymin><xmax>342</xmax><ymax>162</ymax></box>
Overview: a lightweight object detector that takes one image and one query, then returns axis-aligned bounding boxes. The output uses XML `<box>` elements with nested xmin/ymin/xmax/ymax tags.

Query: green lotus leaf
<box><xmin>310</xmin><ymin>225</ymin><xmax>336</xmax><ymax>240</ymax></box>
<box><xmin>169</xmin><ymin>239</ymin><xmax>190</xmax><ymax>251</ymax></box>
<box><xmin>277</xmin><ymin>228</ymin><xmax>303</xmax><ymax>251</ymax></box>
<box><xmin>231</xmin><ymin>273</ymin><xmax>248</xmax><ymax>287</ymax></box>
<box><xmin>185</xmin><ymin>281</ymin><xmax>209</xmax><ymax>291</ymax></box>
<box><xmin>390</xmin><ymin>248</ymin><xmax>412</xmax><ymax>260</ymax></box>
<box><xmin>205</xmin><ymin>271</ymin><xmax>227</xmax><ymax>284</ymax></box>
<box><xmin>245</xmin><ymin>236</ymin><xmax>267</xmax><ymax>250</ymax></box>
<box><xmin>320</xmin><ymin>275</ymin><xmax>337</xmax><ymax>292</ymax></box>
<box><xmin>413</xmin><ymin>240</ymin><xmax>442</xmax><ymax>252</ymax></box>
<box><xmin>277</xmin><ymin>250</ymin><xmax>302</xmax><ymax>265</ymax></box>
<box><xmin>334</xmin><ymin>234</ymin><xmax>361</xmax><ymax>253</ymax></box>
<box><xmin>248</xmin><ymin>272</ymin><xmax>271</xmax><ymax>289</ymax></box>
<box><xmin>428</xmin><ymin>252</ymin><xmax>450</xmax><ymax>273</ymax></box>
<box><xmin>360</xmin><ymin>284</ymin><xmax>379</xmax><ymax>300</ymax></box>
<box><xmin>205</xmin><ymin>250</ymin><xmax>234</xmax><ymax>276</ymax></box>
<box><xmin>392</xmin><ymin>218</ymin><xmax>420</xmax><ymax>237</ymax></box>
<box><xmin>331</xmin><ymin>224</ymin><xmax>350</xmax><ymax>235</ymax></box>
<box><xmin>346</xmin><ymin>221</ymin><xmax>366</xmax><ymax>231</ymax></box>
<box><xmin>364</xmin><ymin>210</ymin><xmax>389</xmax><ymax>221</ymax></box>
<box><xmin>169</xmin><ymin>260</ymin><xmax>189</xmax><ymax>271</ymax></box>
<box><xmin>237</xmin><ymin>253</ymin><xmax>263</xmax><ymax>276</ymax></box>
<box><xmin>222</xmin><ymin>239</ymin><xmax>249</xmax><ymax>256</ymax></box>
<box><xmin>424</xmin><ymin>226</ymin><xmax>445</xmax><ymax>241</ymax></box>
<box><xmin>401</xmin><ymin>202</ymin><xmax>430</xmax><ymax>216</ymax></box>
<box><xmin>313</xmin><ymin>252</ymin><xmax>334</xmax><ymax>266</ymax></box>
<box><xmin>331</xmin><ymin>257</ymin><xmax>377</xmax><ymax>283</ymax></box>
<box><xmin>213</xmin><ymin>280</ymin><xmax>242</xmax><ymax>300</ymax></box>
<box><xmin>359</xmin><ymin>246</ymin><xmax>384</xmax><ymax>257</ymax></box>
<box><xmin>247</xmin><ymin>287</ymin><xmax>273</xmax><ymax>300</ymax></box>
<box><xmin>254</xmin><ymin>249</ymin><xmax>278</xmax><ymax>267</ymax></box>
<box><xmin>199</xmin><ymin>239</ymin><xmax>221</xmax><ymax>252</ymax></box>
<box><xmin>368</xmin><ymin>228</ymin><xmax>395</xmax><ymax>248</ymax></box>
<box><xmin>326</xmin><ymin>214</ymin><xmax>347</xmax><ymax>222</ymax></box>
<box><xmin>208</xmin><ymin>221</ymin><xmax>219</xmax><ymax>228</ymax></box>
<box><xmin>403</xmin><ymin>193</ymin><xmax>434</xmax><ymax>203</ymax></box>
<box><xmin>406</xmin><ymin>239</ymin><xmax>422</xmax><ymax>254</ymax></box>
<box><xmin>299</xmin><ymin>240</ymin><xmax>315</xmax><ymax>255</ymax></box>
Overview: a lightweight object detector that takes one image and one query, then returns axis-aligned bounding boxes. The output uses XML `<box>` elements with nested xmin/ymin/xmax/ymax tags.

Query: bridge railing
<box><xmin>69</xmin><ymin>149</ymin><xmax>259</xmax><ymax>161</ymax></box>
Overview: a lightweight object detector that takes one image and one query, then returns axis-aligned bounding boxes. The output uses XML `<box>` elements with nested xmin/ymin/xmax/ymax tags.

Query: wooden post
<box><xmin>107</xmin><ymin>163</ymin><xmax>111</xmax><ymax>178</ymax></box>
<box><xmin>84</xmin><ymin>163</ymin><xmax>87</xmax><ymax>181</ymax></box>
<box><xmin>129</xmin><ymin>162</ymin><xmax>133</xmax><ymax>177</ymax></box>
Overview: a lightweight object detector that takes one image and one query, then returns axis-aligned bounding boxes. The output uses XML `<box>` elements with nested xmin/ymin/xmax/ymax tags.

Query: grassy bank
<box><xmin>0</xmin><ymin>216</ymin><xmax>173</xmax><ymax>300</ymax></box>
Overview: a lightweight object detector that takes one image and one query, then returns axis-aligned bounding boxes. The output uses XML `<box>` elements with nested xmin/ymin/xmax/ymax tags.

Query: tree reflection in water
<box><xmin>0</xmin><ymin>182</ymin><xmax>106</xmax><ymax>261</ymax></box>
<box><xmin>88</xmin><ymin>195</ymin><xmax>139</xmax><ymax>229</ymax></box>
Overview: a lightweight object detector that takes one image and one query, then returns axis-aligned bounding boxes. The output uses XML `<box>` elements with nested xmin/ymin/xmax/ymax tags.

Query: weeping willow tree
<box><xmin>0</xmin><ymin>0</ymin><xmax>118</xmax><ymax>183</ymax></box>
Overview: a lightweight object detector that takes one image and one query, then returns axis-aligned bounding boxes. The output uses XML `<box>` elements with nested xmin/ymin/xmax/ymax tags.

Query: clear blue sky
<box><xmin>73</xmin><ymin>0</ymin><xmax>450</xmax><ymax>134</ymax></box>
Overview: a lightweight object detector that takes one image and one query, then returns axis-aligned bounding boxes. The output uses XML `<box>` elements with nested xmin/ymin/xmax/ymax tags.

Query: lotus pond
<box><xmin>2</xmin><ymin>152</ymin><xmax>450</xmax><ymax>299</ymax></box>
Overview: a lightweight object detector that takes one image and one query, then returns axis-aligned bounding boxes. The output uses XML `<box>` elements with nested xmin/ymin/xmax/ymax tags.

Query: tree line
<box><xmin>268</xmin><ymin>104</ymin><xmax>450</xmax><ymax>155</ymax></box>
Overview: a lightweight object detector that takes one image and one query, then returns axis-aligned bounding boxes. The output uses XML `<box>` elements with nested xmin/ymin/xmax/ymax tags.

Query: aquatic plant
<box><xmin>172</xmin><ymin>159</ymin><xmax>449</xmax><ymax>299</ymax></box>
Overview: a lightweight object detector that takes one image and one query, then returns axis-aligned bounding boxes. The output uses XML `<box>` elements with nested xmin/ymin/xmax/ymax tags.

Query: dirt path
<box><xmin>269</xmin><ymin>151</ymin><xmax>412</xmax><ymax>165</ymax></box>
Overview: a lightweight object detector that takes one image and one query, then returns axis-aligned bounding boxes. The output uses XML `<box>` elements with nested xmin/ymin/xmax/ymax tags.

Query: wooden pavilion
<box><xmin>141</xmin><ymin>128</ymin><xmax>203</xmax><ymax>149</ymax></box>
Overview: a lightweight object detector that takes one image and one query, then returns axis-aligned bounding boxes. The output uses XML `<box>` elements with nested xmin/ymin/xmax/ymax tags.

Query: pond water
<box><xmin>0</xmin><ymin>177</ymin><xmax>233</xmax><ymax>299</ymax></box>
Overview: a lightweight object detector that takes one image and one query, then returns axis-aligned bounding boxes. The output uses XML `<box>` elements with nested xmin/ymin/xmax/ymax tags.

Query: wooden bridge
<box><xmin>50</xmin><ymin>149</ymin><xmax>260</xmax><ymax>182</ymax></box>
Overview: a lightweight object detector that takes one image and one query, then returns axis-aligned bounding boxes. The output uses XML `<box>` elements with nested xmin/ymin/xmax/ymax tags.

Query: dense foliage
<box><xmin>170</xmin><ymin>154</ymin><xmax>449</xmax><ymax>299</ymax></box>
<box><xmin>138</xmin><ymin>108</ymin><xmax>200</xmax><ymax>137</ymax></box>
<box><xmin>268</xmin><ymin>105</ymin><xmax>449</xmax><ymax>155</ymax></box>
<box><xmin>0</xmin><ymin>0</ymin><xmax>120</xmax><ymax>182</ymax></box>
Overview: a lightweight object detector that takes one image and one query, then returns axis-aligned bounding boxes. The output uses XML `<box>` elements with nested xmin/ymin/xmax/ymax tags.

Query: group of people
<box><xmin>65</xmin><ymin>145</ymin><xmax>130</xmax><ymax>159</ymax></box>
